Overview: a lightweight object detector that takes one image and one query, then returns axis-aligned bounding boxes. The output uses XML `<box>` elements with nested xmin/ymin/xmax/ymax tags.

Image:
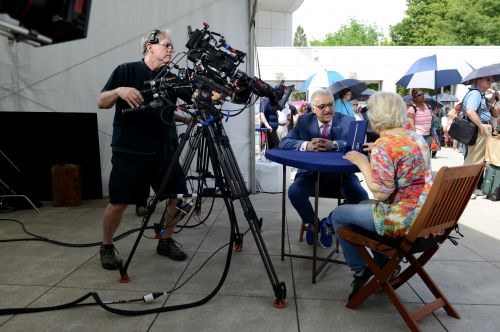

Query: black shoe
<box><xmin>348</xmin><ymin>262</ymin><xmax>402</xmax><ymax>300</ymax></box>
<box><xmin>100</xmin><ymin>244</ymin><xmax>122</xmax><ymax>270</ymax></box>
<box><xmin>136</xmin><ymin>205</ymin><xmax>146</xmax><ymax>217</ymax></box>
<box><xmin>157</xmin><ymin>238</ymin><xmax>187</xmax><ymax>261</ymax></box>
<box><xmin>348</xmin><ymin>266</ymin><xmax>373</xmax><ymax>300</ymax></box>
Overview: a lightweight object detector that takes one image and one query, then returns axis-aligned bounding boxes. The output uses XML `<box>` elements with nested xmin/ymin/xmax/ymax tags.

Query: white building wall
<box><xmin>257</xmin><ymin>46</ymin><xmax>500</xmax><ymax>99</ymax></box>
<box><xmin>255</xmin><ymin>10</ymin><xmax>294</xmax><ymax>46</ymax></box>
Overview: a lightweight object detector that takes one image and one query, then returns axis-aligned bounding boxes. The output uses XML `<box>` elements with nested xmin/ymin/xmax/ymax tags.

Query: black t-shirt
<box><xmin>102</xmin><ymin>60</ymin><xmax>180</xmax><ymax>153</ymax></box>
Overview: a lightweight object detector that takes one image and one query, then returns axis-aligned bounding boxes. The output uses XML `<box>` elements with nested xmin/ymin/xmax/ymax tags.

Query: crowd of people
<box><xmin>96</xmin><ymin>25</ymin><xmax>498</xmax><ymax>301</ymax></box>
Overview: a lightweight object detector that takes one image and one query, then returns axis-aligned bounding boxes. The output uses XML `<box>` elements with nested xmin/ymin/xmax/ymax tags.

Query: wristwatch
<box><xmin>332</xmin><ymin>140</ymin><xmax>339</xmax><ymax>151</ymax></box>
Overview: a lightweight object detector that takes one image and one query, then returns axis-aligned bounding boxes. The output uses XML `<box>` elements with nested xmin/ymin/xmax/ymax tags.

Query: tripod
<box><xmin>0</xmin><ymin>149</ymin><xmax>40</xmax><ymax>213</ymax></box>
<box><xmin>119</xmin><ymin>85</ymin><xmax>287</xmax><ymax>306</ymax></box>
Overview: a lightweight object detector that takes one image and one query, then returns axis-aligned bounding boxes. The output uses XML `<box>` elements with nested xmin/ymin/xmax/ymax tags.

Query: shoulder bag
<box><xmin>448</xmin><ymin>90</ymin><xmax>482</xmax><ymax>145</ymax></box>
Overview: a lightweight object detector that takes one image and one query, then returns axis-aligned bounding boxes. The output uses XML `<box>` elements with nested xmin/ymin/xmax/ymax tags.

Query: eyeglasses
<box><xmin>313</xmin><ymin>102</ymin><xmax>334</xmax><ymax>111</ymax></box>
<box><xmin>352</xmin><ymin>104</ymin><xmax>359</xmax><ymax>107</ymax></box>
<box><xmin>157</xmin><ymin>42</ymin><xmax>174</xmax><ymax>50</ymax></box>
<box><xmin>416</xmin><ymin>93</ymin><xmax>424</xmax><ymax>97</ymax></box>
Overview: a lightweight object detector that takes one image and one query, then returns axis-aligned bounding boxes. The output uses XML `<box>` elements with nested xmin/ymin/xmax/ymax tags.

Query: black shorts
<box><xmin>108</xmin><ymin>150</ymin><xmax>187</xmax><ymax>204</ymax></box>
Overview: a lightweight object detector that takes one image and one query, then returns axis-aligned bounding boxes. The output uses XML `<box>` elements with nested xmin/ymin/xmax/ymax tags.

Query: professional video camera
<box><xmin>133</xmin><ymin>22</ymin><xmax>293</xmax><ymax>113</ymax></box>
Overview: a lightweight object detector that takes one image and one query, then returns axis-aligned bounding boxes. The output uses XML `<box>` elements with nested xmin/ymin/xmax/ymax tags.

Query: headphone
<box><xmin>148</xmin><ymin>30</ymin><xmax>160</xmax><ymax>44</ymax></box>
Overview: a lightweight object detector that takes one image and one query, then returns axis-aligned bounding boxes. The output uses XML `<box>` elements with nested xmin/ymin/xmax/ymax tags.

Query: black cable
<box><xmin>0</xmin><ymin>218</ymin><xmax>154</xmax><ymax>247</ymax></box>
<box><xmin>0</xmin><ymin>217</ymin><xmax>236</xmax><ymax>317</ymax></box>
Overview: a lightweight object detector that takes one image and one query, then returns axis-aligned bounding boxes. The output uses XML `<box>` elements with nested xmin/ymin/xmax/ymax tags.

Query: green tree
<box><xmin>390</xmin><ymin>0</ymin><xmax>500</xmax><ymax>45</ymax></box>
<box><xmin>293</xmin><ymin>25</ymin><xmax>308</xmax><ymax>46</ymax></box>
<box><xmin>310</xmin><ymin>18</ymin><xmax>383</xmax><ymax>46</ymax></box>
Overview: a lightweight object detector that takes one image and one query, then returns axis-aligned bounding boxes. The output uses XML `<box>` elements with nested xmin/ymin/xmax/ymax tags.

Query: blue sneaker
<box><xmin>305</xmin><ymin>223</ymin><xmax>314</xmax><ymax>246</ymax></box>
<box><xmin>319</xmin><ymin>218</ymin><xmax>333</xmax><ymax>248</ymax></box>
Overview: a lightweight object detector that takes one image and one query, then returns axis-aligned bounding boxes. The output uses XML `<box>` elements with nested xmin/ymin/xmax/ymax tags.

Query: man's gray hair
<box><xmin>141</xmin><ymin>28</ymin><xmax>172</xmax><ymax>55</ymax></box>
<box><xmin>366</xmin><ymin>92</ymin><xmax>407</xmax><ymax>131</ymax></box>
<box><xmin>309</xmin><ymin>88</ymin><xmax>333</xmax><ymax>103</ymax></box>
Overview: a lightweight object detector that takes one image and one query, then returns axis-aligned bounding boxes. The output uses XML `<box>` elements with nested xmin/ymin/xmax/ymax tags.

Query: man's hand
<box><xmin>118</xmin><ymin>87</ymin><xmax>144</xmax><ymax>108</ymax></box>
<box><xmin>480</xmin><ymin>125</ymin><xmax>489</xmax><ymax>137</ymax></box>
<box><xmin>306</xmin><ymin>138</ymin><xmax>333</xmax><ymax>152</ymax></box>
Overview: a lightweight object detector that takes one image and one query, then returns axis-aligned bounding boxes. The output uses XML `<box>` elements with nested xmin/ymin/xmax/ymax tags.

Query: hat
<box><xmin>411</xmin><ymin>89</ymin><xmax>423</xmax><ymax>98</ymax></box>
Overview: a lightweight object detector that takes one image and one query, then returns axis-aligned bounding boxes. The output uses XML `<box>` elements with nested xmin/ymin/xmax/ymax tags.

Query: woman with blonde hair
<box><xmin>328</xmin><ymin>91</ymin><xmax>433</xmax><ymax>300</ymax></box>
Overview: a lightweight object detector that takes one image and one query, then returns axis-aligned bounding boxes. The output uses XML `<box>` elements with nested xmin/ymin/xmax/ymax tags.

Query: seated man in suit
<box><xmin>279</xmin><ymin>88</ymin><xmax>369</xmax><ymax>248</ymax></box>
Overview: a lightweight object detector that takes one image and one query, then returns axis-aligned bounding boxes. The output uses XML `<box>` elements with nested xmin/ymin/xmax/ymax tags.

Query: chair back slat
<box><xmin>407</xmin><ymin>164</ymin><xmax>483</xmax><ymax>241</ymax></box>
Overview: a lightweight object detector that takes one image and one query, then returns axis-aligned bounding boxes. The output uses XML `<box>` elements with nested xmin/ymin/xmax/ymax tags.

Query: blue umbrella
<box><xmin>330</xmin><ymin>79</ymin><xmax>369</xmax><ymax>99</ymax></box>
<box><xmin>460</xmin><ymin>63</ymin><xmax>500</xmax><ymax>85</ymax></box>
<box><xmin>300</xmin><ymin>70</ymin><xmax>344</xmax><ymax>91</ymax></box>
<box><xmin>396</xmin><ymin>54</ymin><xmax>474</xmax><ymax>89</ymax></box>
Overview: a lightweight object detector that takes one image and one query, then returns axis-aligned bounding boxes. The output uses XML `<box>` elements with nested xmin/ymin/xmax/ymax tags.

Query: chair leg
<box><xmin>407</xmin><ymin>255</ymin><xmax>460</xmax><ymax>319</ymax></box>
<box><xmin>299</xmin><ymin>222</ymin><xmax>306</xmax><ymax>242</ymax></box>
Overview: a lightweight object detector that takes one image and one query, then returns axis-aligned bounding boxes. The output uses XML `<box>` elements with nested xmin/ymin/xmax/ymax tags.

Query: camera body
<box><xmin>133</xmin><ymin>22</ymin><xmax>293</xmax><ymax>113</ymax></box>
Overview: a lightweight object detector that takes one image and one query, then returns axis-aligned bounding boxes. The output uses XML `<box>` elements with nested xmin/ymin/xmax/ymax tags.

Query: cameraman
<box><xmin>97</xmin><ymin>28</ymin><xmax>191</xmax><ymax>270</ymax></box>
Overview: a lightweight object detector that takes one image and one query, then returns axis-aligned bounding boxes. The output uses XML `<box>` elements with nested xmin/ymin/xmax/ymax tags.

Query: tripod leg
<box><xmin>118</xmin><ymin>121</ymin><xmax>197</xmax><ymax>281</ymax></box>
<box><xmin>203</xmin><ymin>123</ymin><xmax>287</xmax><ymax>305</ymax></box>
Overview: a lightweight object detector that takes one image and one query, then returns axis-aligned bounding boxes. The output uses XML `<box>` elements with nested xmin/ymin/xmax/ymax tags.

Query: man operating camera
<box><xmin>97</xmin><ymin>28</ymin><xmax>191</xmax><ymax>270</ymax></box>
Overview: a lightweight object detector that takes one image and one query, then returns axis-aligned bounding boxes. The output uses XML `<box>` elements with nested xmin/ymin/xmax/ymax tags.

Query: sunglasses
<box><xmin>313</xmin><ymin>102</ymin><xmax>334</xmax><ymax>111</ymax></box>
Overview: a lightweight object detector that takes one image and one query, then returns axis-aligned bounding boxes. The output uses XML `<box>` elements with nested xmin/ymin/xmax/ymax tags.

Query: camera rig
<box><xmin>129</xmin><ymin>22</ymin><xmax>293</xmax><ymax>113</ymax></box>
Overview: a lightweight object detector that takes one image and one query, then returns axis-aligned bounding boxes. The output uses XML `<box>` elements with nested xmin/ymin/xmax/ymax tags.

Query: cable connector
<box><xmin>143</xmin><ymin>292</ymin><xmax>165</xmax><ymax>303</ymax></box>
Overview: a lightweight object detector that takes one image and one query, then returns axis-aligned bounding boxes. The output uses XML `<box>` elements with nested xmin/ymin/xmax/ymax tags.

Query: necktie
<box><xmin>321</xmin><ymin>124</ymin><xmax>329</xmax><ymax>139</ymax></box>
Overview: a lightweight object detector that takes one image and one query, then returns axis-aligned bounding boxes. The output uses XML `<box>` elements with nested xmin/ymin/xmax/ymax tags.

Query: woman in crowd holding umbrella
<box><xmin>334</xmin><ymin>88</ymin><xmax>354</xmax><ymax>116</ymax></box>
<box><xmin>407</xmin><ymin>89</ymin><xmax>433</xmax><ymax>147</ymax></box>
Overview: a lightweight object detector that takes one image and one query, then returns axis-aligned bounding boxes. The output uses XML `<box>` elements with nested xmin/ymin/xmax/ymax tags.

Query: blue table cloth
<box><xmin>265</xmin><ymin>149</ymin><xmax>359</xmax><ymax>174</ymax></box>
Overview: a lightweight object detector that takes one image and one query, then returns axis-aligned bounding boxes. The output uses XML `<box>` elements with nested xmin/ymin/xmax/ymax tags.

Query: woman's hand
<box><xmin>343</xmin><ymin>150</ymin><xmax>368</xmax><ymax>168</ymax></box>
<box><xmin>362</xmin><ymin>142</ymin><xmax>374</xmax><ymax>153</ymax></box>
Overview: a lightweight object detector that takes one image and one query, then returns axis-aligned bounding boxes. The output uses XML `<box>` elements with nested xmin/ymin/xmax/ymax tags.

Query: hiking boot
<box><xmin>100</xmin><ymin>244</ymin><xmax>122</xmax><ymax>270</ymax></box>
<box><xmin>349</xmin><ymin>266</ymin><xmax>373</xmax><ymax>300</ymax></box>
<box><xmin>157</xmin><ymin>238</ymin><xmax>187</xmax><ymax>261</ymax></box>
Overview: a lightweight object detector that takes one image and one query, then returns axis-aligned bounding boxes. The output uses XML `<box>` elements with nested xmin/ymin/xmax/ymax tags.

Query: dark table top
<box><xmin>265</xmin><ymin>149</ymin><xmax>360</xmax><ymax>174</ymax></box>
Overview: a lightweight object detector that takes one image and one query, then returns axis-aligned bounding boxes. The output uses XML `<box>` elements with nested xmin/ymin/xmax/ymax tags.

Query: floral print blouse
<box><xmin>370</xmin><ymin>130</ymin><xmax>433</xmax><ymax>237</ymax></box>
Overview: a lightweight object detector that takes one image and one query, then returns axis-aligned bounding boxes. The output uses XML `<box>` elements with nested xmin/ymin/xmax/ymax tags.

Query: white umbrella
<box><xmin>396</xmin><ymin>54</ymin><xmax>474</xmax><ymax>89</ymax></box>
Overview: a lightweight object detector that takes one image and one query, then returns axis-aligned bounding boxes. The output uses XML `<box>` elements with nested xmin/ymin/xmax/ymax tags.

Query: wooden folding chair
<box><xmin>337</xmin><ymin>164</ymin><xmax>483</xmax><ymax>332</ymax></box>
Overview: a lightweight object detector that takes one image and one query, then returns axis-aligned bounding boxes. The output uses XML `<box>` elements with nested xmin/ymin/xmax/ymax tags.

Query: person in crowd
<box><xmin>276</xmin><ymin>103</ymin><xmax>290</xmax><ymax>141</ymax></box>
<box><xmin>461</xmin><ymin>75</ymin><xmax>494</xmax><ymax>198</ymax></box>
<box><xmin>279</xmin><ymin>88</ymin><xmax>369</xmax><ymax>248</ymax></box>
<box><xmin>259</xmin><ymin>96</ymin><xmax>280</xmax><ymax>149</ymax></box>
<box><xmin>96</xmin><ymin>28</ymin><xmax>193</xmax><ymax>269</ymax></box>
<box><xmin>430</xmin><ymin>104</ymin><xmax>444</xmax><ymax>158</ymax></box>
<box><xmin>441</xmin><ymin>106</ymin><xmax>452</xmax><ymax>148</ymax></box>
<box><xmin>489</xmin><ymin>91</ymin><xmax>499</xmax><ymax>136</ymax></box>
<box><xmin>448</xmin><ymin>102</ymin><xmax>466</xmax><ymax>155</ymax></box>
<box><xmin>329</xmin><ymin>92</ymin><xmax>432</xmax><ymax>300</ymax></box>
<box><xmin>352</xmin><ymin>99</ymin><xmax>364</xmax><ymax>121</ymax></box>
<box><xmin>287</xmin><ymin>102</ymin><xmax>298</xmax><ymax>131</ymax></box>
<box><xmin>334</xmin><ymin>88</ymin><xmax>354</xmax><ymax>116</ymax></box>
<box><xmin>297</xmin><ymin>102</ymin><xmax>309</xmax><ymax>116</ymax></box>
<box><xmin>407</xmin><ymin>89</ymin><xmax>433</xmax><ymax>147</ymax></box>
<box><xmin>360</xmin><ymin>106</ymin><xmax>380</xmax><ymax>143</ymax></box>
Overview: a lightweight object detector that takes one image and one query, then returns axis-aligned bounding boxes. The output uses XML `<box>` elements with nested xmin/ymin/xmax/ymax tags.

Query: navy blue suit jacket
<box><xmin>278</xmin><ymin>112</ymin><xmax>355</xmax><ymax>176</ymax></box>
